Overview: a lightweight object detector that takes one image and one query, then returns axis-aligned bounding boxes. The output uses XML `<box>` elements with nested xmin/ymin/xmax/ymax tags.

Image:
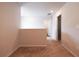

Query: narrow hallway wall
<box><xmin>53</xmin><ymin>2</ymin><xmax>79</xmax><ymax>56</ymax></box>
<box><xmin>0</xmin><ymin>3</ymin><xmax>20</xmax><ymax>56</ymax></box>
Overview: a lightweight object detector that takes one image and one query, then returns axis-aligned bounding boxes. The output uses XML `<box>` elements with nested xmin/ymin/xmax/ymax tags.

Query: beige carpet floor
<box><xmin>10</xmin><ymin>40</ymin><xmax>74</xmax><ymax>57</ymax></box>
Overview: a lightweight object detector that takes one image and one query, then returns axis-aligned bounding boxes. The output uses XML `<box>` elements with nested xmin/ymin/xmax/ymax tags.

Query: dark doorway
<box><xmin>57</xmin><ymin>15</ymin><xmax>61</xmax><ymax>41</ymax></box>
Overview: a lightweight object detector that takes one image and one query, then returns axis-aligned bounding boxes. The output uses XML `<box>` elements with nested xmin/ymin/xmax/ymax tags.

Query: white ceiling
<box><xmin>21</xmin><ymin>2</ymin><xmax>65</xmax><ymax>18</ymax></box>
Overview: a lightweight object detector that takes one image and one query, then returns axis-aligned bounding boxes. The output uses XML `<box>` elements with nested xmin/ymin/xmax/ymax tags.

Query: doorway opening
<box><xmin>57</xmin><ymin>15</ymin><xmax>61</xmax><ymax>41</ymax></box>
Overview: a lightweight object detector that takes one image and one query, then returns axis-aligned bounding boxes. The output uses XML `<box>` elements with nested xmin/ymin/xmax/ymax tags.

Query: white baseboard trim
<box><xmin>7</xmin><ymin>44</ymin><xmax>47</xmax><ymax>56</ymax></box>
<box><xmin>61</xmin><ymin>43</ymin><xmax>77</xmax><ymax>57</ymax></box>
<box><xmin>47</xmin><ymin>37</ymin><xmax>57</xmax><ymax>40</ymax></box>
<box><xmin>7</xmin><ymin>46</ymin><xmax>19</xmax><ymax>57</ymax></box>
<box><xmin>19</xmin><ymin>45</ymin><xmax>48</xmax><ymax>47</ymax></box>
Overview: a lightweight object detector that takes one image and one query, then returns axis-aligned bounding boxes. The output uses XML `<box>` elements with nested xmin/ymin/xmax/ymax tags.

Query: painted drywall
<box><xmin>20</xmin><ymin>3</ymin><xmax>63</xmax><ymax>37</ymax></box>
<box><xmin>20</xmin><ymin>4</ymin><xmax>48</xmax><ymax>29</ymax></box>
<box><xmin>53</xmin><ymin>2</ymin><xmax>79</xmax><ymax>56</ymax></box>
<box><xmin>19</xmin><ymin>2</ymin><xmax>65</xmax><ymax>47</ymax></box>
<box><xmin>19</xmin><ymin>29</ymin><xmax>48</xmax><ymax>47</ymax></box>
<box><xmin>0</xmin><ymin>3</ymin><xmax>20</xmax><ymax>56</ymax></box>
<box><xmin>52</xmin><ymin>8</ymin><xmax>62</xmax><ymax>40</ymax></box>
<box><xmin>20</xmin><ymin>3</ymin><xmax>52</xmax><ymax>38</ymax></box>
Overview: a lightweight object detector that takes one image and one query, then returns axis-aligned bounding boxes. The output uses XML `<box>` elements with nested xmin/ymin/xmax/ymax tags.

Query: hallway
<box><xmin>0</xmin><ymin>2</ymin><xmax>79</xmax><ymax>57</ymax></box>
<box><xmin>10</xmin><ymin>40</ymin><xmax>73</xmax><ymax>57</ymax></box>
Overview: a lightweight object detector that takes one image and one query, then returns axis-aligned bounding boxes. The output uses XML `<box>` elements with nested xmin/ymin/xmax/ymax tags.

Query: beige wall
<box><xmin>53</xmin><ymin>2</ymin><xmax>79</xmax><ymax>56</ymax></box>
<box><xmin>0</xmin><ymin>3</ymin><xmax>20</xmax><ymax>56</ymax></box>
<box><xmin>19</xmin><ymin>29</ymin><xmax>48</xmax><ymax>47</ymax></box>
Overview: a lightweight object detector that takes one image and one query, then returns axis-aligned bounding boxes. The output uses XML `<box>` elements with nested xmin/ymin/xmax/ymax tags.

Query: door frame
<box><xmin>57</xmin><ymin>15</ymin><xmax>61</xmax><ymax>41</ymax></box>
